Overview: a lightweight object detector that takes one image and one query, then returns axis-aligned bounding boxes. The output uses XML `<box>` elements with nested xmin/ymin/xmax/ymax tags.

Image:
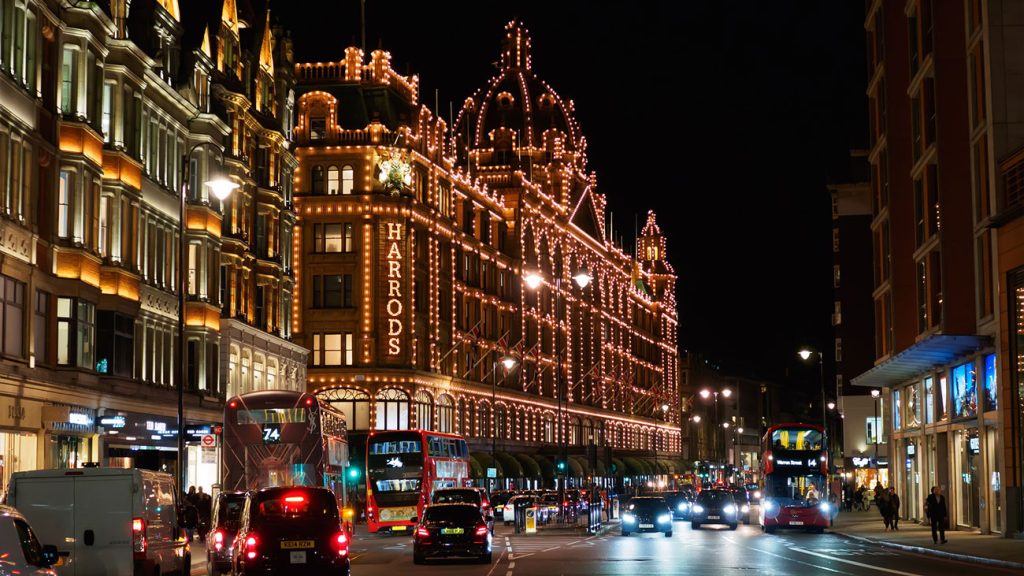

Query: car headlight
<box><xmin>691</xmin><ymin>505</ymin><xmax>705</xmax><ymax>514</ymax></box>
<box><xmin>723</xmin><ymin>505</ymin><xmax>737</xmax><ymax>514</ymax></box>
<box><xmin>677</xmin><ymin>502</ymin><xmax>688</xmax><ymax>512</ymax></box>
<box><xmin>819</xmin><ymin>503</ymin><xmax>830</xmax><ymax>513</ymax></box>
<box><xmin>623</xmin><ymin>513</ymin><xmax>636</xmax><ymax>523</ymax></box>
<box><xmin>658</xmin><ymin>514</ymin><xmax>671</xmax><ymax>524</ymax></box>
<box><xmin>753</xmin><ymin>491</ymin><xmax>762</xmax><ymax>499</ymax></box>
<box><xmin>741</xmin><ymin>505</ymin><xmax>749</xmax><ymax>514</ymax></box>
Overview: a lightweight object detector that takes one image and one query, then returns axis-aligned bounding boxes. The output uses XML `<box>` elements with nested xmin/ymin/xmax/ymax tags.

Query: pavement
<box><xmin>829</xmin><ymin>508</ymin><xmax>1024</xmax><ymax>569</ymax></box>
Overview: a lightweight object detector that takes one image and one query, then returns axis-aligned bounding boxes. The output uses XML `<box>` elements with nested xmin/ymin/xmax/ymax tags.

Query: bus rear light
<box><xmin>305</xmin><ymin>397</ymin><xmax>314</xmax><ymax>406</ymax></box>
<box><xmin>228</xmin><ymin>400</ymin><xmax>237</xmax><ymax>408</ymax></box>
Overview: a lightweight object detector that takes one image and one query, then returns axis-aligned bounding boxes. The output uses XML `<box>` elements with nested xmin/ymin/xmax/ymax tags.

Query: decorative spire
<box><xmin>500</xmin><ymin>20</ymin><xmax>532</xmax><ymax>71</ymax></box>
<box><xmin>259</xmin><ymin>11</ymin><xmax>274</xmax><ymax>72</ymax></box>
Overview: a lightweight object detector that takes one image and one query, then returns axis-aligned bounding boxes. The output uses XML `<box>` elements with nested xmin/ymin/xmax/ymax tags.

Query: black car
<box><xmin>745</xmin><ymin>483</ymin><xmax>762</xmax><ymax>504</ymax></box>
<box><xmin>660</xmin><ymin>491</ymin><xmax>694</xmax><ymax>520</ymax></box>
<box><xmin>727</xmin><ymin>485</ymin><xmax>752</xmax><ymax>524</ymax></box>
<box><xmin>231</xmin><ymin>486</ymin><xmax>351</xmax><ymax>576</ymax></box>
<box><xmin>413</xmin><ymin>503</ymin><xmax>493</xmax><ymax>564</ymax></box>
<box><xmin>690</xmin><ymin>489</ymin><xmax>740</xmax><ymax>530</ymax></box>
<box><xmin>206</xmin><ymin>491</ymin><xmax>245</xmax><ymax>576</ymax></box>
<box><xmin>431</xmin><ymin>488</ymin><xmax>493</xmax><ymax>532</ymax></box>
<box><xmin>621</xmin><ymin>497</ymin><xmax>673</xmax><ymax>537</ymax></box>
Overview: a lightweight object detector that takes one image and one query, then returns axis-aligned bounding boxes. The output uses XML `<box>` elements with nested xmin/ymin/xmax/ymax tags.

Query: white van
<box><xmin>8</xmin><ymin>468</ymin><xmax>189</xmax><ymax>576</ymax></box>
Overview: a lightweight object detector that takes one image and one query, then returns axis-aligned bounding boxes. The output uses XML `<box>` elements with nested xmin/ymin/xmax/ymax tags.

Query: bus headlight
<box><xmin>723</xmin><ymin>505</ymin><xmax>737</xmax><ymax>515</ymax></box>
<box><xmin>819</xmin><ymin>503</ymin><xmax>831</xmax><ymax>513</ymax></box>
<box><xmin>623</xmin><ymin>513</ymin><xmax>636</xmax><ymax>524</ymax></box>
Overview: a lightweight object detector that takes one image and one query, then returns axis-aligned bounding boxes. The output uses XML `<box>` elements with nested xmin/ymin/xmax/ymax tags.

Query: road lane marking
<box><xmin>509</xmin><ymin>562</ymin><xmax>515</xmax><ymax>569</ymax></box>
<box><xmin>789</xmin><ymin>548</ymin><xmax>926</xmax><ymax>576</ymax></box>
<box><xmin>484</xmin><ymin>549</ymin><xmax>507</xmax><ymax>576</ymax></box>
<box><xmin>721</xmin><ymin>536</ymin><xmax>852</xmax><ymax>575</ymax></box>
<box><xmin>506</xmin><ymin>571</ymin><xmax>513</xmax><ymax>576</ymax></box>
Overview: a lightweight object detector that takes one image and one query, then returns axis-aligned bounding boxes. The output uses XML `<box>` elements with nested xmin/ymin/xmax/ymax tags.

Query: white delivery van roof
<box><xmin>11</xmin><ymin>468</ymin><xmax>170</xmax><ymax>480</ymax></box>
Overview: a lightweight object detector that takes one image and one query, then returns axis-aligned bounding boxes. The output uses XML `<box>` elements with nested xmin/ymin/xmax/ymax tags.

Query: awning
<box><xmin>611</xmin><ymin>457</ymin><xmax>627</xmax><ymax>477</ymax></box>
<box><xmin>622</xmin><ymin>457</ymin><xmax>649</xmax><ymax>476</ymax></box>
<box><xmin>513</xmin><ymin>453</ymin><xmax>542</xmax><ymax>478</ymax></box>
<box><xmin>494</xmin><ymin>452</ymin><xmax>524</xmax><ymax>477</ymax></box>
<box><xmin>592</xmin><ymin>459</ymin><xmax>607</xmax><ymax>476</ymax></box>
<box><xmin>569</xmin><ymin>455</ymin><xmax>591</xmax><ymax>477</ymax></box>
<box><xmin>471</xmin><ymin>452</ymin><xmax>503</xmax><ymax>477</ymax></box>
<box><xmin>468</xmin><ymin>455</ymin><xmax>483</xmax><ymax>478</ymax></box>
<box><xmin>566</xmin><ymin>457</ymin><xmax>584</xmax><ymax>477</ymax></box>
<box><xmin>851</xmin><ymin>334</ymin><xmax>991</xmax><ymax>388</ymax></box>
<box><xmin>532</xmin><ymin>454</ymin><xmax>556</xmax><ymax>479</ymax></box>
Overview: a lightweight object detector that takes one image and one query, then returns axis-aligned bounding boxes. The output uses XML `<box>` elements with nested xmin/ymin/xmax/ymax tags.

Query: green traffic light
<box><xmin>348</xmin><ymin>468</ymin><xmax>360</xmax><ymax>479</ymax></box>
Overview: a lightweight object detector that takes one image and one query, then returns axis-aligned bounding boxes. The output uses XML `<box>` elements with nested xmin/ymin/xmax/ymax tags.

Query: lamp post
<box><xmin>492</xmin><ymin>354</ymin><xmax>518</xmax><ymax>492</ymax></box>
<box><xmin>524</xmin><ymin>264</ymin><xmax>590</xmax><ymax>522</ymax></box>
<box><xmin>871</xmin><ymin>389</ymin><xmax>881</xmax><ymax>489</ymax></box>
<box><xmin>177</xmin><ymin>142</ymin><xmax>237</xmax><ymax>497</ymax></box>
<box><xmin>798</xmin><ymin>348</ymin><xmax>828</xmax><ymax>470</ymax></box>
<box><xmin>699</xmin><ymin>387</ymin><xmax>731</xmax><ymax>482</ymax></box>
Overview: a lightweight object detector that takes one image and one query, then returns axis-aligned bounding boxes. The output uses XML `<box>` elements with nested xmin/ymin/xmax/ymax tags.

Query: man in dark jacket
<box><xmin>924</xmin><ymin>486</ymin><xmax>948</xmax><ymax>544</ymax></box>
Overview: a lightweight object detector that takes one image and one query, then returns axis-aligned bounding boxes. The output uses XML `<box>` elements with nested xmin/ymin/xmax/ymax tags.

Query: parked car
<box><xmin>206</xmin><ymin>491</ymin><xmax>245</xmax><ymax>576</ymax></box>
<box><xmin>500</xmin><ymin>495</ymin><xmax>544</xmax><ymax>525</ymax></box>
<box><xmin>431</xmin><ymin>488</ymin><xmax>493</xmax><ymax>532</ymax></box>
<box><xmin>231</xmin><ymin>486</ymin><xmax>350</xmax><ymax>576</ymax></box>
<box><xmin>489</xmin><ymin>491</ymin><xmax>518</xmax><ymax>521</ymax></box>
<box><xmin>690</xmin><ymin>489</ymin><xmax>740</xmax><ymax>530</ymax></box>
<box><xmin>8</xmin><ymin>468</ymin><xmax>189</xmax><ymax>576</ymax></box>
<box><xmin>0</xmin><ymin>504</ymin><xmax>62</xmax><ymax>575</ymax></box>
<box><xmin>621</xmin><ymin>497</ymin><xmax>673</xmax><ymax>537</ymax></box>
<box><xmin>413</xmin><ymin>503</ymin><xmax>492</xmax><ymax>564</ymax></box>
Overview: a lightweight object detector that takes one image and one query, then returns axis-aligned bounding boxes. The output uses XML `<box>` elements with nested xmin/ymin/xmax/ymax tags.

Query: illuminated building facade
<box><xmin>297</xmin><ymin>22</ymin><xmax>681</xmax><ymax>480</ymax></box>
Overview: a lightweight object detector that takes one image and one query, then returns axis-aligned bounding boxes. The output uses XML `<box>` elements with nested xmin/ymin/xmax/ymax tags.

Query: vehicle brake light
<box><xmin>132</xmin><ymin>517</ymin><xmax>146</xmax><ymax>558</ymax></box>
<box><xmin>245</xmin><ymin>535</ymin><xmax>258</xmax><ymax>560</ymax></box>
<box><xmin>475</xmin><ymin>524</ymin><xmax>489</xmax><ymax>536</ymax></box>
<box><xmin>229</xmin><ymin>400</ymin><xmax>237</xmax><ymax>408</ymax></box>
<box><xmin>285</xmin><ymin>496</ymin><xmax>306</xmax><ymax>503</ymax></box>
<box><xmin>213</xmin><ymin>530</ymin><xmax>224</xmax><ymax>552</ymax></box>
<box><xmin>416</xmin><ymin>527</ymin><xmax>430</xmax><ymax>538</ymax></box>
<box><xmin>305</xmin><ymin>397</ymin><xmax>314</xmax><ymax>406</ymax></box>
<box><xmin>333</xmin><ymin>532</ymin><xmax>349</xmax><ymax>555</ymax></box>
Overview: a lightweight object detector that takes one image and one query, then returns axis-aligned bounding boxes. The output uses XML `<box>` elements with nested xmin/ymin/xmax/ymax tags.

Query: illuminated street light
<box><xmin>699</xmin><ymin>389</ymin><xmax>711</xmax><ymax>399</ymax></box>
<box><xmin>691</xmin><ymin>415</ymin><xmax>702</xmax><ymax>423</ymax></box>
<box><xmin>501</xmin><ymin>355</ymin><xmax>518</xmax><ymax>371</ymax></box>
<box><xmin>524</xmin><ymin>270</ymin><xmax>543</xmax><ymax>290</ymax></box>
<box><xmin>573</xmin><ymin>266</ymin><xmax>593</xmax><ymax>289</ymax></box>
<box><xmin>721</xmin><ymin>388</ymin><xmax>732</xmax><ymax>398</ymax></box>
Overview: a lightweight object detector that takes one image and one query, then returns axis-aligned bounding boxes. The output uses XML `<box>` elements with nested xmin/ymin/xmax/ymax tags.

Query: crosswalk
<box><xmin>504</xmin><ymin>534</ymin><xmax>606</xmax><ymax>558</ymax></box>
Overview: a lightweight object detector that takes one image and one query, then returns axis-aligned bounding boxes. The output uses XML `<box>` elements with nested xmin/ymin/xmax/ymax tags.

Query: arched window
<box><xmin>312</xmin><ymin>165</ymin><xmax>324</xmax><ymax>194</ymax></box>
<box><xmin>327</xmin><ymin>166</ymin><xmax>340</xmax><ymax>194</ymax></box>
<box><xmin>266</xmin><ymin>358</ymin><xmax>277</xmax><ymax>389</ymax></box>
<box><xmin>320</xmin><ymin>388</ymin><xmax>371</xmax><ymax>431</ymax></box>
<box><xmin>464</xmin><ymin>399</ymin><xmax>475</xmax><ymax>436</ymax></box>
<box><xmin>437</xmin><ymin>395</ymin><xmax>454</xmax><ymax>433</ymax></box>
<box><xmin>309</xmin><ymin>115</ymin><xmax>326</xmax><ymax>140</ymax></box>
<box><xmin>414</xmin><ymin>390</ymin><xmax>433</xmax><ymax>430</ymax></box>
<box><xmin>476</xmin><ymin>402</ymin><xmax>491</xmax><ymax>438</ymax></box>
<box><xmin>569</xmin><ymin>416</ymin><xmax>582</xmax><ymax>446</ymax></box>
<box><xmin>228</xmin><ymin>345</ymin><xmax>240</xmax><ymax>398</ymax></box>
<box><xmin>252</xmin><ymin>354</ymin><xmax>265</xmax><ymax>391</ymax></box>
<box><xmin>240</xmin><ymin>350</ymin><xmax>251</xmax><ymax>394</ymax></box>
<box><xmin>375</xmin><ymin>388</ymin><xmax>409</xmax><ymax>430</ymax></box>
<box><xmin>495</xmin><ymin>405</ymin><xmax>508</xmax><ymax>439</ymax></box>
<box><xmin>595</xmin><ymin>421</ymin><xmax>604</xmax><ymax>446</ymax></box>
<box><xmin>342</xmin><ymin>165</ymin><xmax>354</xmax><ymax>195</ymax></box>
<box><xmin>543</xmin><ymin>413</ymin><xmax>555</xmax><ymax>444</ymax></box>
<box><xmin>582</xmin><ymin>419</ymin><xmax>593</xmax><ymax>445</ymax></box>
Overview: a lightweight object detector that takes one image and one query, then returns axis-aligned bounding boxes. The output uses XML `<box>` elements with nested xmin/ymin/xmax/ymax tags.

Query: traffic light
<box><xmin>556</xmin><ymin>458</ymin><xmax>567</xmax><ymax>472</ymax></box>
<box><xmin>347</xmin><ymin>466</ymin><xmax>360</xmax><ymax>480</ymax></box>
<box><xmin>609</xmin><ymin>463</ymin><xmax>618</xmax><ymax>474</ymax></box>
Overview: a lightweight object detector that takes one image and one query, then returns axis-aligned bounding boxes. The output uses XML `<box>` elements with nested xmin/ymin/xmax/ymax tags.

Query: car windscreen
<box><xmin>424</xmin><ymin>505</ymin><xmax>482</xmax><ymax>523</ymax></box>
<box><xmin>433</xmin><ymin>490</ymin><xmax>481</xmax><ymax>505</ymax></box>
<box><xmin>697</xmin><ymin>491</ymin><xmax>734</xmax><ymax>505</ymax></box>
<box><xmin>219</xmin><ymin>495</ymin><xmax>245</xmax><ymax>526</ymax></box>
<box><xmin>255</xmin><ymin>491</ymin><xmax>338</xmax><ymax>519</ymax></box>
<box><xmin>628</xmin><ymin>498</ymin><xmax>667</xmax><ymax>510</ymax></box>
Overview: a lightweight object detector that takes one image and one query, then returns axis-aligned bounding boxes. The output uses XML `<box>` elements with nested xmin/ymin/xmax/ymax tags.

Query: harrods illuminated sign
<box><xmin>384</xmin><ymin>221</ymin><xmax>404</xmax><ymax>357</ymax></box>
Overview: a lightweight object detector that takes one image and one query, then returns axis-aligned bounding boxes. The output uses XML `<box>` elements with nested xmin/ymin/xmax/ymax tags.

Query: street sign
<box><xmin>201</xmin><ymin>434</ymin><xmax>217</xmax><ymax>447</ymax></box>
<box><xmin>525</xmin><ymin>507</ymin><xmax>536</xmax><ymax>533</ymax></box>
<box><xmin>486</xmin><ymin>467</ymin><xmax>497</xmax><ymax>478</ymax></box>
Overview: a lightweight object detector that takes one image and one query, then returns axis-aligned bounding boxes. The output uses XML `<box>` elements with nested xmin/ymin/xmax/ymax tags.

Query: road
<box><xmin>192</xmin><ymin>519</ymin><xmax>1024</xmax><ymax>575</ymax></box>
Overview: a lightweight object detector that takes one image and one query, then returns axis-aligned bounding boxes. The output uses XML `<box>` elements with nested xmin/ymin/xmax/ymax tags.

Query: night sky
<box><xmin>275</xmin><ymin>1</ymin><xmax>868</xmax><ymax>384</ymax></box>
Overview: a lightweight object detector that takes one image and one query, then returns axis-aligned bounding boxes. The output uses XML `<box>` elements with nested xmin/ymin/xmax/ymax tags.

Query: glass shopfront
<box><xmin>956</xmin><ymin>428</ymin><xmax>981</xmax><ymax>528</ymax></box>
<box><xmin>903</xmin><ymin>438</ymin><xmax>921</xmax><ymax>520</ymax></box>
<box><xmin>0</xmin><ymin>431</ymin><xmax>36</xmax><ymax>497</ymax></box>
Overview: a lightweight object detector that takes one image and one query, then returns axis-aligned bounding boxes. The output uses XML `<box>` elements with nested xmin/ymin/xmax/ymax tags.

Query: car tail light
<box><xmin>132</xmin><ymin>517</ymin><xmax>146</xmax><ymax>559</ymax></box>
<box><xmin>245</xmin><ymin>535</ymin><xmax>258</xmax><ymax>560</ymax></box>
<box><xmin>285</xmin><ymin>495</ymin><xmax>306</xmax><ymax>503</ymax></box>
<box><xmin>334</xmin><ymin>532</ymin><xmax>349</xmax><ymax>556</ymax></box>
<box><xmin>416</xmin><ymin>527</ymin><xmax>430</xmax><ymax>538</ymax></box>
<box><xmin>475</xmin><ymin>524</ymin><xmax>488</xmax><ymax>536</ymax></box>
<box><xmin>213</xmin><ymin>530</ymin><xmax>225</xmax><ymax>552</ymax></box>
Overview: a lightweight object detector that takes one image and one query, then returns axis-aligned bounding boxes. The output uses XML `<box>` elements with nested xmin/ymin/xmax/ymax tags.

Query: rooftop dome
<box><xmin>455</xmin><ymin>21</ymin><xmax>586</xmax><ymax>163</ymax></box>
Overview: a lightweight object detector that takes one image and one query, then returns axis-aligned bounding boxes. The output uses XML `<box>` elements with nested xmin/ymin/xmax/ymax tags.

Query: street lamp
<box><xmin>491</xmin><ymin>354</ymin><xmax>518</xmax><ymax>492</ymax></box>
<box><xmin>177</xmin><ymin>142</ymin><xmax>237</xmax><ymax>496</ymax></box>
<box><xmin>698</xmin><ymin>387</ymin><xmax>731</xmax><ymax>478</ymax></box>
<box><xmin>871</xmin><ymin>388</ymin><xmax>881</xmax><ymax>489</ymax></box>
<box><xmin>524</xmin><ymin>262</ymin><xmax>590</xmax><ymax>522</ymax></box>
<box><xmin>798</xmin><ymin>348</ymin><xmax>828</xmax><ymax>453</ymax></box>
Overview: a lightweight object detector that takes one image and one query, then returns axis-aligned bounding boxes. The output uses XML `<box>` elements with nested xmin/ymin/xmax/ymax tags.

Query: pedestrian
<box><xmin>925</xmin><ymin>486</ymin><xmax>948</xmax><ymax>544</ymax></box>
<box><xmin>197</xmin><ymin>486</ymin><xmax>212</xmax><ymax>541</ymax></box>
<box><xmin>877</xmin><ymin>486</ymin><xmax>892</xmax><ymax>530</ymax></box>
<box><xmin>888</xmin><ymin>487</ymin><xmax>900</xmax><ymax>530</ymax></box>
<box><xmin>180</xmin><ymin>500</ymin><xmax>199</xmax><ymax>542</ymax></box>
<box><xmin>186</xmin><ymin>485</ymin><xmax>198</xmax><ymax>508</ymax></box>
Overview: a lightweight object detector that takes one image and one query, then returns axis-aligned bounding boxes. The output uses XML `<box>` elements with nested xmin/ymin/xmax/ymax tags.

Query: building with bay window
<box><xmin>296</xmin><ymin>22</ymin><xmax>682</xmax><ymax>486</ymax></box>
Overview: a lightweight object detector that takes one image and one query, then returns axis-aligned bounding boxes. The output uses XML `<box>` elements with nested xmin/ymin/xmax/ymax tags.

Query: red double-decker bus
<box><xmin>758</xmin><ymin>423</ymin><xmax>831</xmax><ymax>533</ymax></box>
<box><xmin>365</xmin><ymin>430</ymin><xmax>470</xmax><ymax>534</ymax></box>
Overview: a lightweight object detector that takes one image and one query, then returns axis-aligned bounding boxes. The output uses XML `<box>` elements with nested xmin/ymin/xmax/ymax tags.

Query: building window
<box><xmin>33</xmin><ymin>291</ymin><xmax>49</xmax><ymax>366</ymax></box>
<box><xmin>892</xmin><ymin>388</ymin><xmax>902</xmax><ymax>430</ymax></box>
<box><xmin>914</xmin><ymin>165</ymin><xmax>940</xmax><ymax>246</ymax></box>
<box><xmin>309</xmin><ymin>116</ymin><xmax>325</xmax><ymax>140</ymax></box>
<box><xmin>101</xmin><ymin>83</ymin><xmax>113</xmax><ymax>143</ymax></box>
<box><xmin>543</xmin><ymin>413</ymin><xmax>554</xmax><ymax>443</ymax></box>
<box><xmin>924</xmin><ymin>376</ymin><xmax>935</xmax><ymax>424</ymax></box>
<box><xmin>832</xmin><ymin>229</ymin><xmax>839</xmax><ymax>252</ymax></box>
<box><xmin>312</xmin><ymin>275</ymin><xmax>342</xmax><ymax>308</ymax></box>
<box><xmin>342</xmin><ymin>165</ymin><xmax>354</xmax><ymax>195</ymax></box>
<box><xmin>375</xmin><ymin>388</ymin><xmax>409</xmax><ymax>431</ymax></box>
<box><xmin>436</xmin><ymin>395</ymin><xmax>454</xmax><ymax>433</ymax></box>
<box><xmin>344</xmin><ymin>333</ymin><xmax>354</xmax><ymax>366</ymax></box>
<box><xmin>311</xmin><ymin>165</ymin><xmax>324</xmax><ymax>194</ymax></box>
<box><xmin>833</xmin><ymin>265</ymin><xmax>840</xmax><ymax>288</ymax></box>
<box><xmin>96</xmin><ymin>311</ymin><xmax>134</xmax><ymax>377</ymax></box>
<box><xmin>834</xmin><ymin>338</ymin><xmax>842</xmax><ymax>362</ymax></box>
<box><xmin>327</xmin><ymin>166</ymin><xmax>339</xmax><ymax>195</ymax></box>
<box><xmin>866</xmin><ymin>417</ymin><xmax>883</xmax><ymax>445</ymax></box>
<box><xmin>343</xmin><ymin>274</ymin><xmax>353</xmax><ymax>308</ymax></box>
<box><xmin>415</xmin><ymin>391</ymin><xmax>433</xmax><ymax>430</ymax></box>
<box><xmin>61</xmin><ymin>46</ymin><xmax>76</xmax><ymax>115</ymax></box>
<box><xmin>916</xmin><ymin>251</ymin><xmax>942</xmax><ymax>334</ymax></box>
<box><xmin>313</xmin><ymin>333</ymin><xmax>342</xmax><ymax>366</ymax></box>
<box><xmin>58</xmin><ymin>170</ymin><xmax>71</xmax><ymax>238</ymax></box>
<box><xmin>57</xmin><ymin>297</ymin><xmax>94</xmax><ymax>369</ymax></box>
<box><xmin>977</xmin><ymin>232</ymin><xmax>993</xmax><ymax>318</ymax></box>
<box><xmin>951</xmin><ymin>362</ymin><xmax>978</xmax><ymax>419</ymax></box>
<box><xmin>98</xmin><ymin>196</ymin><xmax>109</xmax><ymax>257</ymax></box>
<box><xmin>0</xmin><ymin>276</ymin><xmax>25</xmax><ymax>358</ymax></box>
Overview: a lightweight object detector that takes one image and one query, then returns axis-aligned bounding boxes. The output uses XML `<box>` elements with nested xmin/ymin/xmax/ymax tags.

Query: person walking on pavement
<box><xmin>877</xmin><ymin>485</ymin><xmax>892</xmax><ymax>530</ymax></box>
<box><xmin>197</xmin><ymin>486</ymin><xmax>212</xmax><ymax>541</ymax></box>
<box><xmin>925</xmin><ymin>486</ymin><xmax>948</xmax><ymax>544</ymax></box>
<box><xmin>888</xmin><ymin>487</ymin><xmax>900</xmax><ymax>530</ymax></box>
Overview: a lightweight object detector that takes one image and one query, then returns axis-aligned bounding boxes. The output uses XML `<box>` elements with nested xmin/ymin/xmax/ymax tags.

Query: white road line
<box><xmin>542</xmin><ymin>546</ymin><xmax>559</xmax><ymax>552</ymax></box>
<box><xmin>509</xmin><ymin>562</ymin><xmax>515</xmax><ymax>569</ymax></box>
<box><xmin>721</xmin><ymin>536</ymin><xmax>852</xmax><ymax>575</ymax></box>
<box><xmin>506</xmin><ymin>571</ymin><xmax>513</xmax><ymax>576</ymax></box>
<box><xmin>789</xmin><ymin>548</ymin><xmax>926</xmax><ymax>576</ymax></box>
<box><xmin>484</xmin><ymin>549</ymin><xmax>507</xmax><ymax>576</ymax></box>
<box><xmin>507</xmin><ymin>553</ymin><xmax>514</xmax><ymax>560</ymax></box>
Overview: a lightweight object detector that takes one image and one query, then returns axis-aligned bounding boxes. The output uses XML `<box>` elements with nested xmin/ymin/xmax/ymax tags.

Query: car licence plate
<box><xmin>281</xmin><ymin>540</ymin><xmax>315</xmax><ymax>549</ymax></box>
<box><xmin>789</xmin><ymin>521</ymin><xmax>804</xmax><ymax>526</ymax></box>
<box><xmin>441</xmin><ymin>528</ymin><xmax>464</xmax><ymax>535</ymax></box>
<box><xmin>391</xmin><ymin>525</ymin><xmax>407</xmax><ymax>532</ymax></box>
<box><xmin>289</xmin><ymin>551</ymin><xmax>306</xmax><ymax>564</ymax></box>
<box><xmin>639</xmin><ymin>523</ymin><xmax>654</xmax><ymax>529</ymax></box>
<box><xmin>708</xmin><ymin>515</ymin><xmax>720</xmax><ymax>520</ymax></box>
